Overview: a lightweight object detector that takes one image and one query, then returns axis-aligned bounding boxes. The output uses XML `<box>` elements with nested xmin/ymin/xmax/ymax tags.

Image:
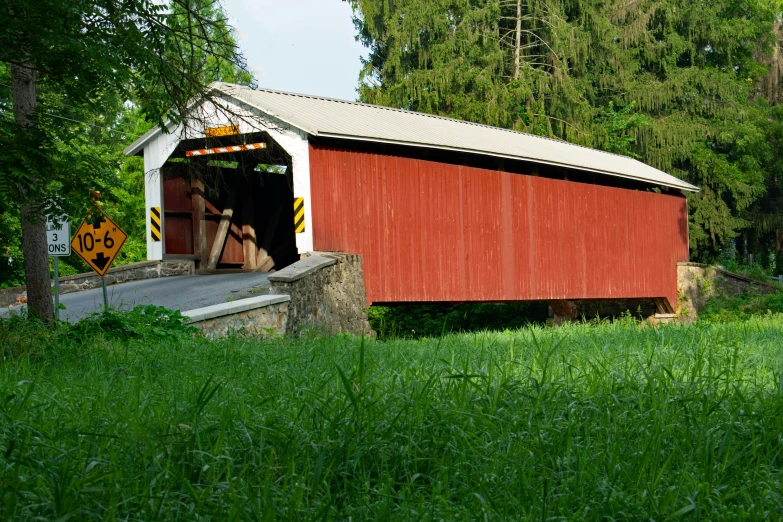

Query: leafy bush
<box><xmin>701</xmin><ymin>291</ymin><xmax>783</xmax><ymax>322</ymax></box>
<box><xmin>718</xmin><ymin>252</ymin><xmax>776</xmax><ymax>281</ymax></box>
<box><xmin>1</xmin><ymin>306</ymin><xmax>196</xmax><ymax>360</ymax></box>
<box><xmin>368</xmin><ymin>302</ymin><xmax>548</xmax><ymax>339</ymax></box>
<box><xmin>67</xmin><ymin>305</ymin><xmax>196</xmax><ymax>340</ymax></box>
<box><xmin>0</xmin><ymin>211</ymin><xmax>25</xmax><ymax>288</ymax></box>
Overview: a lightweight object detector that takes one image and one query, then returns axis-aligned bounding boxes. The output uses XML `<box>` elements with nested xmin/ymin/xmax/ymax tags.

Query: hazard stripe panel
<box><xmin>185</xmin><ymin>143</ymin><xmax>267</xmax><ymax>157</ymax></box>
<box><xmin>294</xmin><ymin>197</ymin><xmax>305</xmax><ymax>234</ymax></box>
<box><xmin>150</xmin><ymin>207</ymin><xmax>161</xmax><ymax>242</ymax></box>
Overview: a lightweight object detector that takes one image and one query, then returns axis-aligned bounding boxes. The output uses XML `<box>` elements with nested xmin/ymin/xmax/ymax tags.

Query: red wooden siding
<box><xmin>309</xmin><ymin>145</ymin><xmax>689</xmax><ymax>308</ymax></box>
<box><xmin>162</xmin><ymin>174</ymin><xmax>194</xmax><ymax>255</ymax></box>
<box><xmin>162</xmin><ymin>168</ymin><xmax>243</xmax><ymax>264</ymax></box>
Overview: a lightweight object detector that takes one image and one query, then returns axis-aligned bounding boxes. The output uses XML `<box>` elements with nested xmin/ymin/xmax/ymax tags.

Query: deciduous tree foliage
<box><xmin>350</xmin><ymin>0</ymin><xmax>783</xmax><ymax>261</ymax></box>
<box><xmin>0</xmin><ymin>0</ymin><xmax>251</xmax><ymax>323</ymax></box>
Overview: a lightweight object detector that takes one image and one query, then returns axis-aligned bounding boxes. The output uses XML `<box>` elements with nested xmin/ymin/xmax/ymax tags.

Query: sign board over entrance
<box><xmin>205</xmin><ymin>124</ymin><xmax>239</xmax><ymax>137</ymax></box>
<box><xmin>46</xmin><ymin>218</ymin><xmax>71</xmax><ymax>257</ymax></box>
<box><xmin>70</xmin><ymin>210</ymin><xmax>128</xmax><ymax>277</ymax></box>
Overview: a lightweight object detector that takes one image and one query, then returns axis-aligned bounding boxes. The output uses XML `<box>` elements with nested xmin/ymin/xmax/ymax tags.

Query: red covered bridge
<box><xmin>125</xmin><ymin>83</ymin><xmax>697</xmax><ymax>313</ymax></box>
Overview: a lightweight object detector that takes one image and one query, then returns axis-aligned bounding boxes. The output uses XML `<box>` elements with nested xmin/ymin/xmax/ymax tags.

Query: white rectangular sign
<box><xmin>47</xmin><ymin>218</ymin><xmax>71</xmax><ymax>257</ymax></box>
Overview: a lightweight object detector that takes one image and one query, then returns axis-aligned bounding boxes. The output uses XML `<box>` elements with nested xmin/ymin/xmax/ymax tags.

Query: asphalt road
<box><xmin>2</xmin><ymin>272</ymin><xmax>273</xmax><ymax>323</ymax></box>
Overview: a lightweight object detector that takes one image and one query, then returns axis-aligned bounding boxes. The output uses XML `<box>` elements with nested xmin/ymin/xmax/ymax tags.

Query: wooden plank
<box><xmin>206</xmin><ymin>180</ymin><xmax>239</xmax><ymax>270</ymax></box>
<box><xmin>204</xmin><ymin>199</ymin><xmax>222</xmax><ymax>216</ymax></box>
<box><xmin>254</xmin><ymin>237</ymin><xmax>294</xmax><ymax>273</ymax></box>
<box><xmin>652</xmin><ymin>297</ymin><xmax>675</xmax><ymax>314</ymax></box>
<box><xmin>241</xmin><ymin>178</ymin><xmax>257</xmax><ymax>269</ymax></box>
<box><xmin>191</xmin><ymin>177</ymin><xmax>207</xmax><ymax>268</ymax></box>
<box><xmin>255</xmin><ymin>256</ymin><xmax>275</xmax><ymax>273</ymax></box>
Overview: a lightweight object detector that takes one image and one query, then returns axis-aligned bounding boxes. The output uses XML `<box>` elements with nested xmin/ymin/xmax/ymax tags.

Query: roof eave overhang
<box><xmin>212</xmin><ymin>84</ymin><xmax>319</xmax><ymax>136</ymax></box>
<box><xmin>123</xmin><ymin>85</ymin><xmax>318</xmax><ymax>157</ymax></box>
<box><xmin>123</xmin><ymin>85</ymin><xmax>699</xmax><ymax>194</ymax></box>
<box><xmin>124</xmin><ymin>83</ymin><xmax>233</xmax><ymax>157</ymax></box>
<box><xmin>123</xmin><ymin>125</ymin><xmax>163</xmax><ymax>157</ymax></box>
<box><xmin>315</xmin><ymin>132</ymin><xmax>700</xmax><ymax>193</ymax></box>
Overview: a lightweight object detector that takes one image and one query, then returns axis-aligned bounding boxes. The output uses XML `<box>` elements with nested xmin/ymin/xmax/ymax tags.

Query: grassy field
<box><xmin>2</xmin><ymin>314</ymin><xmax>783</xmax><ymax>519</ymax></box>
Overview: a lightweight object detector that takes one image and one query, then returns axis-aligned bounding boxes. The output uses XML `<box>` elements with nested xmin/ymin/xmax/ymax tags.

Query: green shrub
<box><xmin>0</xmin><ymin>212</ymin><xmax>25</xmax><ymax>288</ymax></box>
<box><xmin>0</xmin><ymin>313</ymin><xmax>58</xmax><ymax>360</ymax></box>
<box><xmin>67</xmin><ymin>305</ymin><xmax>196</xmax><ymax>340</ymax></box>
<box><xmin>1</xmin><ymin>306</ymin><xmax>196</xmax><ymax>360</ymax></box>
<box><xmin>701</xmin><ymin>291</ymin><xmax>783</xmax><ymax>322</ymax></box>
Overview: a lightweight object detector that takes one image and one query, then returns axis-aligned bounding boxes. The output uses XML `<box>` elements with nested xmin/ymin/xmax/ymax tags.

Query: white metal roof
<box><xmin>126</xmin><ymin>82</ymin><xmax>698</xmax><ymax>192</ymax></box>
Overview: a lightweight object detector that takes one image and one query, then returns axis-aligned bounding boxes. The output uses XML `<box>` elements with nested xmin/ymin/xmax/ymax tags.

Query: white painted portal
<box><xmin>132</xmin><ymin>91</ymin><xmax>314</xmax><ymax>261</ymax></box>
<box><xmin>143</xmin><ymin>126</ymin><xmax>180</xmax><ymax>261</ymax></box>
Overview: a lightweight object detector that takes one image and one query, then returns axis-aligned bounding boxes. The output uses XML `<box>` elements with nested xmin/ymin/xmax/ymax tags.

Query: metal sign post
<box><xmin>101</xmin><ymin>277</ymin><xmax>109</xmax><ymax>311</ymax></box>
<box><xmin>54</xmin><ymin>258</ymin><xmax>60</xmax><ymax>318</ymax></box>
<box><xmin>46</xmin><ymin>217</ymin><xmax>71</xmax><ymax>321</ymax></box>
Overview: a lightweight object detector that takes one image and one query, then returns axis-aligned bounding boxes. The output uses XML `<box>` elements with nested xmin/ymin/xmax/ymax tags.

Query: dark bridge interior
<box><xmin>159</xmin><ymin>131</ymin><xmax>298</xmax><ymax>272</ymax></box>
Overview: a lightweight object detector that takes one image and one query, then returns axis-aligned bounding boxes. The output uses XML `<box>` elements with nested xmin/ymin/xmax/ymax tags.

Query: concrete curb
<box><xmin>182</xmin><ymin>294</ymin><xmax>291</xmax><ymax>324</ymax></box>
<box><xmin>268</xmin><ymin>255</ymin><xmax>336</xmax><ymax>283</ymax></box>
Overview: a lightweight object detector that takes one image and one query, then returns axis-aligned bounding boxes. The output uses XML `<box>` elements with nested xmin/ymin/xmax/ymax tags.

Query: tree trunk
<box><xmin>514</xmin><ymin>0</ymin><xmax>522</xmax><ymax>80</ymax></box>
<box><xmin>12</xmin><ymin>61</ymin><xmax>54</xmax><ymax>325</ymax></box>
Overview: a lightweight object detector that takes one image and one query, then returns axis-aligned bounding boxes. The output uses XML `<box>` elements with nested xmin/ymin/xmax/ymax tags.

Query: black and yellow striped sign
<box><xmin>294</xmin><ymin>197</ymin><xmax>305</xmax><ymax>234</ymax></box>
<box><xmin>150</xmin><ymin>207</ymin><xmax>161</xmax><ymax>242</ymax></box>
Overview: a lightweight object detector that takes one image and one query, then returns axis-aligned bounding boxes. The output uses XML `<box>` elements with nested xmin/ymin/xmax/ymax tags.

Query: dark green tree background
<box><xmin>350</xmin><ymin>0</ymin><xmax>783</xmax><ymax>263</ymax></box>
<box><xmin>0</xmin><ymin>0</ymin><xmax>252</xmax><ymax>320</ymax></box>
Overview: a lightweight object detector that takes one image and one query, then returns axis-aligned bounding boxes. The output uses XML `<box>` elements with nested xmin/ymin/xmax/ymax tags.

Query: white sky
<box><xmin>222</xmin><ymin>0</ymin><xmax>367</xmax><ymax>101</ymax></box>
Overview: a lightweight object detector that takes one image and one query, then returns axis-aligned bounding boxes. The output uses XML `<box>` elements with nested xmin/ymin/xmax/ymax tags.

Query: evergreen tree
<box><xmin>354</xmin><ymin>0</ymin><xmax>510</xmax><ymax>126</ymax></box>
<box><xmin>350</xmin><ymin>0</ymin><xmax>781</xmax><ymax>261</ymax></box>
<box><xmin>580</xmin><ymin>0</ymin><xmax>775</xmax><ymax>259</ymax></box>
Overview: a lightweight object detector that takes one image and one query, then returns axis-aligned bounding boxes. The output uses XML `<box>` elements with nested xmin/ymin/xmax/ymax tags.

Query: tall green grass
<box><xmin>2</xmin><ymin>317</ymin><xmax>783</xmax><ymax>519</ymax></box>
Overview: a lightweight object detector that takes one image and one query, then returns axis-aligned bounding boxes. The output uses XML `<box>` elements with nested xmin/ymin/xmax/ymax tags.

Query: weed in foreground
<box><xmin>0</xmin><ymin>305</ymin><xmax>195</xmax><ymax>362</ymax></box>
<box><xmin>67</xmin><ymin>304</ymin><xmax>196</xmax><ymax>340</ymax></box>
<box><xmin>1</xmin><ymin>317</ymin><xmax>783</xmax><ymax>519</ymax></box>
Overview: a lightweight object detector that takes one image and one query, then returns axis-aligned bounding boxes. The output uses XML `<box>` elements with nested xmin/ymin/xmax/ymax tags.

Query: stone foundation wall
<box><xmin>269</xmin><ymin>253</ymin><xmax>373</xmax><ymax>336</ymax></box>
<box><xmin>677</xmin><ymin>263</ymin><xmax>779</xmax><ymax>321</ymax></box>
<box><xmin>0</xmin><ymin>260</ymin><xmax>195</xmax><ymax>308</ymax></box>
<box><xmin>188</xmin><ymin>301</ymin><xmax>289</xmax><ymax>340</ymax></box>
<box><xmin>182</xmin><ymin>253</ymin><xmax>372</xmax><ymax>340</ymax></box>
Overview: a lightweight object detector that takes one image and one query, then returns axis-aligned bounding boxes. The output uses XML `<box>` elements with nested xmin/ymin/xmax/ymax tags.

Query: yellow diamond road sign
<box><xmin>71</xmin><ymin>210</ymin><xmax>128</xmax><ymax>277</ymax></box>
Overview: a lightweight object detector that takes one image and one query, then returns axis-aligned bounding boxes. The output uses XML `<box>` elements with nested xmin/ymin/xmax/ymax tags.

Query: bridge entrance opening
<box><xmin>159</xmin><ymin>131</ymin><xmax>298</xmax><ymax>272</ymax></box>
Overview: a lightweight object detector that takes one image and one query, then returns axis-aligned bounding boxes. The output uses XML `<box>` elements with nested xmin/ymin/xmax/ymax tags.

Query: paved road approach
<box><xmin>1</xmin><ymin>273</ymin><xmax>272</xmax><ymax>323</ymax></box>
